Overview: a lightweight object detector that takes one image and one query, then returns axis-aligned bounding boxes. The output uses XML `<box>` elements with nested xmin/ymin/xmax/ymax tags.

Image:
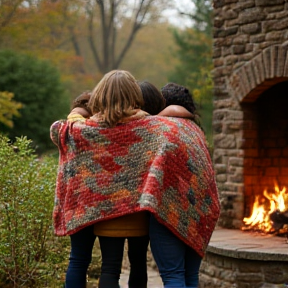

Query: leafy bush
<box><xmin>0</xmin><ymin>135</ymin><xmax>69</xmax><ymax>288</ymax></box>
<box><xmin>0</xmin><ymin>50</ymin><xmax>70</xmax><ymax>153</ymax></box>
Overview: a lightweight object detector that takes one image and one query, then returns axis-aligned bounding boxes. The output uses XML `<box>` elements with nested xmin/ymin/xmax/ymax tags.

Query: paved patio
<box><xmin>119</xmin><ymin>268</ymin><xmax>162</xmax><ymax>288</ymax></box>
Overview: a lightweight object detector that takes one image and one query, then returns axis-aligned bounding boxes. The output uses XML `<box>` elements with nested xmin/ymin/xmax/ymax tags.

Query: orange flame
<box><xmin>243</xmin><ymin>183</ymin><xmax>287</xmax><ymax>232</ymax></box>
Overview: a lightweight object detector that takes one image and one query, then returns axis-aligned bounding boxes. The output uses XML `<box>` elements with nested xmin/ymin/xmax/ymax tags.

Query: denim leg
<box><xmin>98</xmin><ymin>236</ymin><xmax>126</xmax><ymax>288</ymax></box>
<box><xmin>185</xmin><ymin>246</ymin><xmax>202</xmax><ymax>288</ymax></box>
<box><xmin>149</xmin><ymin>215</ymin><xmax>186</xmax><ymax>288</ymax></box>
<box><xmin>65</xmin><ymin>225</ymin><xmax>96</xmax><ymax>288</ymax></box>
<box><xmin>127</xmin><ymin>235</ymin><xmax>149</xmax><ymax>288</ymax></box>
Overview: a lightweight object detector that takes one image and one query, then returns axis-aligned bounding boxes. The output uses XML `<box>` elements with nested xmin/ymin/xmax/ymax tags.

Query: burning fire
<box><xmin>242</xmin><ymin>183</ymin><xmax>287</xmax><ymax>232</ymax></box>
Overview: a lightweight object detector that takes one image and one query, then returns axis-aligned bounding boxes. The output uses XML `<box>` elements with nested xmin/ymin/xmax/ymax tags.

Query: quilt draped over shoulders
<box><xmin>50</xmin><ymin>114</ymin><xmax>220</xmax><ymax>257</ymax></box>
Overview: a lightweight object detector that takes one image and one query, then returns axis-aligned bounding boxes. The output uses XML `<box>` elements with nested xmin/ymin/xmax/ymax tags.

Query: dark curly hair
<box><xmin>161</xmin><ymin>82</ymin><xmax>202</xmax><ymax>128</ymax></box>
<box><xmin>138</xmin><ymin>81</ymin><xmax>166</xmax><ymax>115</ymax></box>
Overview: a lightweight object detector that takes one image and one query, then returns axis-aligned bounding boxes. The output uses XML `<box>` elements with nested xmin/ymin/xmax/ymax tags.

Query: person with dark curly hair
<box><xmin>146</xmin><ymin>82</ymin><xmax>204</xmax><ymax>288</ymax></box>
<box><xmin>160</xmin><ymin>82</ymin><xmax>202</xmax><ymax>129</ymax></box>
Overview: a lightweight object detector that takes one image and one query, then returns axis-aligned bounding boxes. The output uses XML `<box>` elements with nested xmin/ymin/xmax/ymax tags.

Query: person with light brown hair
<box><xmin>57</xmin><ymin>71</ymin><xmax>150</xmax><ymax>288</ymax></box>
<box><xmin>88</xmin><ymin>70</ymin><xmax>144</xmax><ymax>127</ymax></box>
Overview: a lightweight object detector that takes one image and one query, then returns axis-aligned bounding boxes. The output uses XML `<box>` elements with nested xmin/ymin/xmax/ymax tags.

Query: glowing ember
<box><xmin>242</xmin><ymin>183</ymin><xmax>287</xmax><ymax>232</ymax></box>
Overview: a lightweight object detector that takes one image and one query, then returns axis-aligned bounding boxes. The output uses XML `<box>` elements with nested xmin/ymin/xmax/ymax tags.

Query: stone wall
<box><xmin>199</xmin><ymin>251</ymin><xmax>288</xmax><ymax>288</ymax></box>
<box><xmin>213</xmin><ymin>0</ymin><xmax>288</xmax><ymax>228</ymax></box>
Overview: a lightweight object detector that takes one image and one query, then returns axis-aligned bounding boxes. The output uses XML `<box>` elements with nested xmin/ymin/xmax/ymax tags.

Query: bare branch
<box><xmin>114</xmin><ymin>0</ymin><xmax>153</xmax><ymax>68</ymax></box>
<box><xmin>0</xmin><ymin>0</ymin><xmax>24</xmax><ymax>30</ymax></box>
<box><xmin>87</xmin><ymin>5</ymin><xmax>103</xmax><ymax>72</ymax></box>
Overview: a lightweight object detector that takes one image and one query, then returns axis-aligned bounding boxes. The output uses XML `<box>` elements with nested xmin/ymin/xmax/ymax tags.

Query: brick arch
<box><xmin>228</xmin><ymin>43</ymin><xmax>288</xmax><ymax>103</ymax></box>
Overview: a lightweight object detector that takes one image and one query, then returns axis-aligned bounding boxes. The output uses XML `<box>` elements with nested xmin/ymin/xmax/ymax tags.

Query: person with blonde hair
<box><xmin>50</xmin><ymin>70</ymin><xmax>220</xmax><ymax>288</ymax></box>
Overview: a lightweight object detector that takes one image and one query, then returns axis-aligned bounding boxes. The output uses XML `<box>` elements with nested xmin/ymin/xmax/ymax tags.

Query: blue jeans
<box><xmin>149</xmin><ymin>215</ymin><xmax>202</xmax><ymax>288</ymax></box>
<box><xmin>65</xmin><ymin>225</ymin><xmax>96</xmax><ymax>288</ymax></box>
<box><xmin>65</xmin><ymin>225</ymin><xmax>149</xmax><ymax>288</ymax></box>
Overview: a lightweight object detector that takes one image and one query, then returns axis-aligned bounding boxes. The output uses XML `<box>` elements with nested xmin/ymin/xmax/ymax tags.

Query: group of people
<box><xmin>50</xmin><ymin>70</ymin><xmax>220</xmax><ymax>288</ymax></box>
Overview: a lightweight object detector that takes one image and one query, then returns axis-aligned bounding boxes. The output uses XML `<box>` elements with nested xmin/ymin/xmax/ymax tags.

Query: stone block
<box><xmin>215</xmin><ymin>164</ymin><xmax>227</xmax><ymax>174</ymax></box>
<box><xmin>259</xmin><ymin>41</ymin><xmax>279</xmax><ymax>49</ymax></box>
<box><xmin>265</xmin><ymin>31</ymin><xmax>285</xmax><ymax>41</ymax></box>
<box><xmin>250</xmin><ymin>34</ymin><xmax>266</xmax><ymax>43</ymax></box>
<box><xmin>232</xmin><ymin>45</ymin><xmax>246</xmax><ymax>54</ymax></box>
<box><xmin>213</xmin><ymin>121</ymin><xmax>223</xmax><ymax>134</ymax></box>
<box><xmin>263</xmin><ymin>264</ymin><xmax>288</xmax><ymax>283</ymax></box>
<box><xmin>219</xmin><ymin>269</ymin><xmax>236</xmax><ymax>281</ymax></box>
<box><xmin>262</xmin><ymin>46</ymin><xmax>272</xmax><ymax>78</ymax></box>
<box><xmin>214</xmin><ymin>98</ymin><xmax>239</xmax><ymax>109</ymax></box>
<box><xmin>229</xmin><ymin>157</ymin><xmax>244</xmax><ymax>166</ymax></box>
<box><xmin>215</xmin><ymin>26</ymin><xmax>239</xmax><ymax>37</ymax></box>
<box><xmin>275</xmin><ymin>10</ymin><xmax>288</xmax><ymax>19</ymax></box>
<box><xmin>238</xmin><ymin>7</ymin><xmax>266</xmax><ymax>25</ymax></box>
<box><xmin>216</xmin><ymin>174</ymin><xmax>227</xmax><ymax>183</ymax></box>
<box><xmin>222</xmin><ymin>46</ymin><xmax>232</xmax><ymax>56</ymax></box>
<box><xmin>214</xmin><ymin>134</ymin><xmax>236</xmax><ymax>149</ymax></box>
<box><xmin>233</xmin><ymin>35</ymin><xmax>249</xmax><ymax>45</ymax></box>
<box><xmin>213</xmin><ymin>109</ymin><xmax>227</xmax><ymax>121</ymax></box>
<box><xmin>222</xmin><ymin>9</ymin><xmax>238</xmax><ymax>20</ymax></box>
<box><xmin>236</xmin><ymin>272</ymin><xmax>264</xmax><ymax>282</ymax></box>
<box><xmin>276</xmin><ymin>43</ymin><xmax>288</xmax><ymax>77</ymax></box>
<box><xmin>241</xmin><ymin>23</ymin><xmax>262</xmax><ymax>34</ymax></box>
<box><xmin>256</xmin><ymin>0</ymin><xmax>285</xmax><ymax>6</ymax></box>
<box><xmin>225</xmin><ymin>55</ymin><xmax>239</xmax><ymax>65</ymax></box>
<box><xmin>213</xmin><ymin>47</ymin><xmax>222</xmax><ymax>58</ymax></box>
<box><xmin>265</xmin><ymin>4</ymin><xmax>286</xmax><ymax>14</ymax></box>
<box><xmin>238</xmin><ymin>261</ymin><xmax>262</xmax><ymax>273</ymax></box>
<box><xmin>244</xmin><ymin>62</ymin><xmax>257</xmax><ymax>92</ymax></box>
<box><xmin>226</xmin><ymin>110</ymin><xmax>244</xmax><ymax>120</ymax></box>
<box><xmin>245</xmin><ymin>43</ymin><xmax>254</xmax><ymax>53</ymax></box>
<box><xmin>262</xmin><ymin>20</ymin><xmax>279</xmax><ymax>33</ymax></box>
<box><xmin>234</xmin><ymin>1</ymin><xmax>256</xmax><ymax>12</ymax></box>
<box><xmin>214</xmin><ymin>18</ymin><xmax>225</xmax><ymax>28</ymax></box>
<box><xmin>214</xmin><ymin>0</ymin><xmax>226</xmax><ymax>8</ymax></box>
<box><xmin>225</xmin><ymin>120</ymin><xmax>243</xmax><ymax>133</ymax></box>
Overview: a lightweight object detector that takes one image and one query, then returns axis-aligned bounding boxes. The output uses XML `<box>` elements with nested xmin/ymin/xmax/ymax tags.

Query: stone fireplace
<box><xmin>199</xmin><ymin>1</ymin><xmax>288</xmax><ymax>287</ymax></box>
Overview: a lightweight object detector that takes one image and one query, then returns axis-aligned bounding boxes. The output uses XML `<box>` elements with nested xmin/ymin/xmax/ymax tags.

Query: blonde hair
<box><xmin>88</xmin><ymin>70</ymin><xmax>144</xmax><ymax>127</ymax></box>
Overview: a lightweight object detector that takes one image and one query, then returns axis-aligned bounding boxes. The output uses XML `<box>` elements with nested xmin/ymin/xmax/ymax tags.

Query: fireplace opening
<box><xmin>242</xmin><ymin>81</ymin><xmax>288</xmax><ymax>234</ymax></box>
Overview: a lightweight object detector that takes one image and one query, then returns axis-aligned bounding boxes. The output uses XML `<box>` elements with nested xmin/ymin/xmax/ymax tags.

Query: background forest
<box><xmin>0</xmin><ymin>0</ymin><xmax>213</xmax><ymax>150</ymax></box>
<box><xmin>0</xmin><ymin>1</ymin><xmax>213</xmax><ymax>287</ymax></box>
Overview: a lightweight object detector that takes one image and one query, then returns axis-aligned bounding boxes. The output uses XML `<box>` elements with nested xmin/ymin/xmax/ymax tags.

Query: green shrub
<box><xmin>0</xmin><ymin>135</ymin><xmax>69</xmax><ymax>288</ymax></box>
<box><xmin>0</xmin><ymin>50</ymin><xmax>70</xmax><ymax>153</ymax></box>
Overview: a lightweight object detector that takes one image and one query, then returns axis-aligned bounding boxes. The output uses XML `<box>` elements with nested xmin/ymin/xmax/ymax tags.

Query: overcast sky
<box><xmin>162</xmin><ymin>0</ymin><xmax>195</xmax><ymax>28</ymax></box>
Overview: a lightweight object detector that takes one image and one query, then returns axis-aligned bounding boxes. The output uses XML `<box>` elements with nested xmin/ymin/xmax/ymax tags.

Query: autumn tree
<box><xmin>66</xmin><ymin>0</ymin><xmax>171</xmax><ymax>74</ymax></box>
<box><xmin>0</xmin><ymin>1</ymin><xmax>26</xmax><ymax>36</ymax></box>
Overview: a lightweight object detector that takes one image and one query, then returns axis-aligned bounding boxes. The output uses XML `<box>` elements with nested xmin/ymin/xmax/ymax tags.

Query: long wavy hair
<box><xmin>88</xmin><ymin>70</ymin><xmax>144</xmax><ymax>127</ymax></box>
